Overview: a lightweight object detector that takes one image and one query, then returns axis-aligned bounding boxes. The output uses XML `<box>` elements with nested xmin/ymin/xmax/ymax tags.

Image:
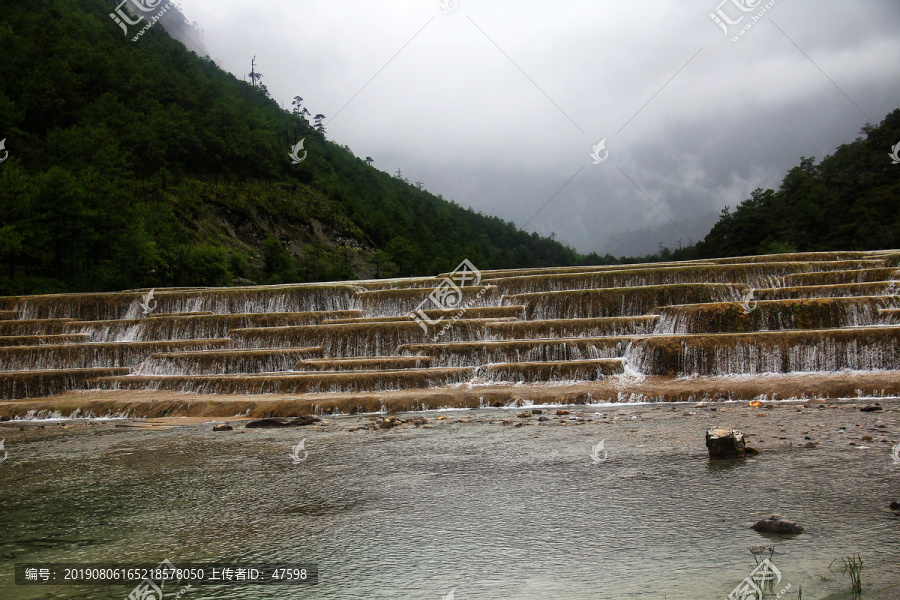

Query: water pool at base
<box><xmin>1</xmin><ymin>407</ymin><xmax>899</xmax><ymax>599</ymax></box>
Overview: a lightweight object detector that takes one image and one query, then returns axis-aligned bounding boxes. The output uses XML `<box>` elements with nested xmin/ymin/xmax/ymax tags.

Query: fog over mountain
<box><xmin>173</xmin><ymin>0</ymin><xmax>900</xmax><ymax>255</ymax></box>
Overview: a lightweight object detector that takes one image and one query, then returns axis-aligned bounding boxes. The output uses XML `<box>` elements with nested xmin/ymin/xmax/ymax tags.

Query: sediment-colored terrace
<box><xmin>0</xmin><ymin>250</ymin><xmax>897</xmax><ymax>417</ymax></box>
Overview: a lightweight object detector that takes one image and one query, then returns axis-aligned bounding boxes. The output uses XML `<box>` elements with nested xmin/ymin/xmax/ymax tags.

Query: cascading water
<box><xmin>652</xmin><ymin>296</ymin><xmax>900</xmax><ymax>335</ymax></box>
<box><xmin>354</xmin><ymin>285</ymin><xmax>501</xmax><ymax>318</ymax></box>
<box><xmin>232</xmin><ymin>319</ymin><xmax>499</xmax><ymax>356</ymax></box>
<box><xmin>504</xmin><ymin>283</ymin><xmax>745</xmax><ymax>320</ymax></box>
<box><xmin>626</xmin><ymin>327</ymin><xmax>900</xmax><ymax>377</ymax></box>
<box><xmin>1</xmin><ymin>251</ymin><xmax>899</xmax><ymax>402</ymax></box>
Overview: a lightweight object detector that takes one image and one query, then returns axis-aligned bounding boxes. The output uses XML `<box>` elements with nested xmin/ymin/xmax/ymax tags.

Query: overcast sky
<box><xmin>171</xmin><ymin>0</ymin><xmax>900</xmax><ymax>256</ymax></box>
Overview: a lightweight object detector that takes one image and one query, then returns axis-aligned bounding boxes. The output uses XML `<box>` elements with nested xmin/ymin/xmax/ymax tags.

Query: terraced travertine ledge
<box><xmin>0</xmin><ymin>334</ymin><xmax>91</xmax><ymax>347</ymax></box>
<box><xmin>0</xmin><ymin>284</ymin><xmax>362</xmax><ymax>320</ymax></box>
<box><xmin>71</xmin><ymin>310</ymin><xmax>361</xmax><ymax>342</ymax></box>
<box><xmin>92</xmin><ymin>367</ymin><xmax>475</xmax><ymax>395</ymax></box>
<box><xmin>627</xmin><ymin>326</ymin><xmax>900</xmax><ymax>376</ymax></box>
<box><xmin>655</xmin><ymin>296</ymin><xmax>900</xmax><ymax>334</ymax></box>
<box><xmin>484</xmin><ymin>260</ymin><xmax>890</xmax><ymax>294</ymax></box>
<box><xmin>137</xmin><ymin>348</ymin><xmax>324</xmax><ymax>375</ymax></box>
<box><xmin>4</xmin><ymin>371</ymin><xmax>900</xmax><ymax>419</ymax></box>
<box><xmin>0</xmin><ymin>249</ymin><xmax>898</xmax><ymax>418</ymax></box>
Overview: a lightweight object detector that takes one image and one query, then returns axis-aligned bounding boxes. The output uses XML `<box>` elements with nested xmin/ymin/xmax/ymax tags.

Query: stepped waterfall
<box><xmin>0</xmin><ymin>251</ymin><xmax>898</xmax><ymax>416</ymax></box>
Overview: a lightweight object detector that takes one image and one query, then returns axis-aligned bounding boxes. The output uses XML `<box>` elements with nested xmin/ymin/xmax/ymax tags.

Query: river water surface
<box><xmin>1</xmin><ymin>403</ymin><xmax>899</xmax><ymax>599</ymax></box>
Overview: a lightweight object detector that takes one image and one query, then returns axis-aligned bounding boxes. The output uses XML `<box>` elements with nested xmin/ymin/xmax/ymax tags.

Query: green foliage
<box><xmin>829</xmin><ymin>553</ymin><xmax>863</xmax><ymax>594</ymax></box>
<box><xmin>0</xmin><ymin>0</ymin><xmax>579</xmax><ymax>294</ymax></box>
<box><xmin>694</xmin><ymin>111</ymin><xmax>900</xmax><ymax>258</ymax></box>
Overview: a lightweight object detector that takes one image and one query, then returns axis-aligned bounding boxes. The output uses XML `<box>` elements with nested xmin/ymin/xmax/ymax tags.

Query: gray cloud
<box><xmin>175</xmin><ymin>0</ymin><xmax>900</xmax><ymax>255</ymax></box>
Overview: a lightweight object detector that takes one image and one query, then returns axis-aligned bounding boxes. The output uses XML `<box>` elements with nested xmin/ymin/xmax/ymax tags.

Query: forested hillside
<box><xmin>0</xmin><ymin>0</ymin><xmax>896</xmax><ymax>295</ymax></box>
<box><xmin>691</xmin><ymin>109</ymin><xmax>900</xmax><ymax>259</ymax></box>
<box><xmin>0</xmin><ymin>0</ymin><xmax>578</xmax><ymax>295</ymax></box>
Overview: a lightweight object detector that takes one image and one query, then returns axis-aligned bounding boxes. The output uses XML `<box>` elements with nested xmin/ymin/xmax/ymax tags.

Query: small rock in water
<box><xmin>212</xmin><ymin>424</ymin><xmax>233</xmax><ymax>432</ymax></box>
<box><xmin>378</xmin><ymin>417</ymin><xmax>403</xmax><ymax>430</ymax></box>
<box><xmin>860</xmin><ymin>403</ymin><xmax>882</xmax><ymax>412</ymax></box>
<box><xmin>556</xmin><ymin>410</ymin><xmax>570</xmax><ymax>416</ymax></box>
<box><xmin>706</xmin><ymin>427</ymin><xmax>746</xmax><ymax>459</ymax></box>
<box><xmin>751</xmin><ymin>514</ymin><xmax>804</xmax><ymax>534</ymax></box>
<box><xmin>750</xmin><ymin>546</ymin><xmax>774</xmax><ymax>555</ymax></box>
<box><xmin>890</xmin><ymin>500</ymin><xmax>900</xmax><ymax>511</ymax></box>
<box><xmin>745</xmin><ymin>446</ymin><xmax>760</xmax><ymax>456</ymax></box>
<box><xmin>861</xmin><ymin>435</ymin><xmax>873</xmax><ymax>441</ymax></box>
<box><xmin>518</xmin><ymin>410</ymin><xmax>532</xmax><ymax>418</ymax></box>
<box><xmin>537</xmin><ymin>416</ymin><xmax>549</xmax><ymax>422</ymax></box>
<box><xmin>804</xmin><ymin>442</ymin><xmax>817</xmax><ymax>448</ymax></box>
<box><xmin>532</xmin><ymin>409</ymin><xmax>543</xmax><ymax>415</ymax></box>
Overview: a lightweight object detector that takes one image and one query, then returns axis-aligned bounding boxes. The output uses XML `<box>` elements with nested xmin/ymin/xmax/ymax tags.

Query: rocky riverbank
<box><xmin>3</xmin><ymin>396</ymin><xmax>897</xmax><ymax>464</ymax></box>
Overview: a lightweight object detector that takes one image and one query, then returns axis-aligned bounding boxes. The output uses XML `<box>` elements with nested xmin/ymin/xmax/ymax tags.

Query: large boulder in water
<box><xmin>706</xmin><ymin>427</ymin><xmax>745</xmax><ymax>459</ymax></box>
<box><xmin>752</xmin><ymin>514</ymin><xmax>804</xmax><ymax>534</ymax></box>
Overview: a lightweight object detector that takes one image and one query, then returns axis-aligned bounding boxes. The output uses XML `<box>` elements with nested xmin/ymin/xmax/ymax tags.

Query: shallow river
<box><xmin>1</xmin><ymin>403</ymin><xmax>899</xmax><ymax>599</ymax></box>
